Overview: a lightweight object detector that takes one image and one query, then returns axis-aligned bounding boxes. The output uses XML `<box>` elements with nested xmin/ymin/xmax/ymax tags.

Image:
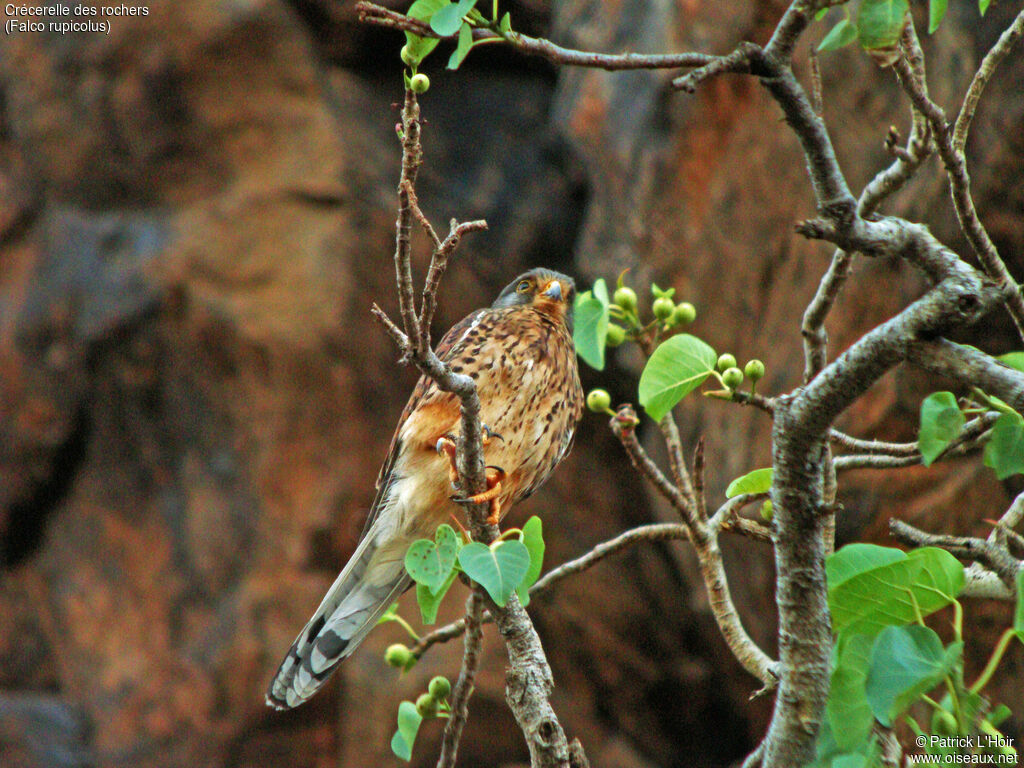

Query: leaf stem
<box><xmin>969</xmin><ymin>627</ymin><xmax>1018</xmax><ymax>695</ymax></box>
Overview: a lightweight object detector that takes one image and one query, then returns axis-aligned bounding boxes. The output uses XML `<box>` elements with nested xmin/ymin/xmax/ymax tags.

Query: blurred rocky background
<box><xmin>1</xmin><ymin>0</ymin><xmax>1022</xmax><ymax>766</ymax></box>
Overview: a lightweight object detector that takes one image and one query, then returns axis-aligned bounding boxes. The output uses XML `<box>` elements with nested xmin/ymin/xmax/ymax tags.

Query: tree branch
<box><xmin>354</xmin><ymin>1</ymin><xmax>713</xmax><ymax>71</ymax></box>
<box><xmin>890</xmin><ymin>519</ymin><xmax>1021</xmax><ymax>589</ymax></box>
<box><xmin>436</xmin><ymin>590</ymin><xmax>484</xmax><ymax>768</ymax></box>
<box><xmin>893</xmin><ymin>49</ymin><xmax>1024</xmax><ymax>340</ymax></box>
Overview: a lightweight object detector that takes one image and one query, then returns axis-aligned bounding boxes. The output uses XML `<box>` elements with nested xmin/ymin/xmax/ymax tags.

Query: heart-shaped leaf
<box><xmin>827</xmin><ymin>544</ymin><xmax>964</xmax><ymax>638</ymax></box>
<box><xmin>918</xmin><ymin>392</ymin><xmax>964</xmax><ymax>466</ymax></box>
<box><xmin>458</xmin><ymin>539</ymin><xmax>531</xmax><ymax>607</ymax></box>
<box><xmin>517</xmin><ymin>516</ymin><xmax>545</xmax><ymax>606</ymax></box>
<box><xmin>573</xmin><ymin>279</ymin><xmax>610</xmax><ymax>370</ymax></box>
<box><xmin>390</xmin><ymin>700</ymin><xmax>423</xmax><ymax>761</ymax></box>
<box><xmin>430</xmin><ymin>0</ymin><xmax>476</xmax><ymax>36</ymax></box>
<box><xmin>404</xmin><ymin>524</ymin><xmax>459</xmax><ymax>595</ymax></box>
<box><xmin>827</xmin><ymin>633</ymin><xmax>874</xmax><ymax>751</ymax></box>
<box><xmin>983</xmin><ymin>412</ymin><xmax>1024</xmax><ymax>480</ymax></box>
<box><xmin>856</xmin><ymin>0</ymin><xmax>909</xmax><ymax>50</ymax></box>
<box><xmin>865</xmin><ymin>625</ymin><xmax>961</xmax><ymax>726</ymax></box>
<box><xmin>726</xmin><ymin>467</ymin><xmax>773</xmax><ymax>498</ymax></box>
<box><xmin>638</xmin><ymin>334</ymin><xmax>717</xmax><ymax>421</ymax></box>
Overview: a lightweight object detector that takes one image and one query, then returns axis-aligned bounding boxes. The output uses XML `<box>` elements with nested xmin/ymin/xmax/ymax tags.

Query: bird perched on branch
<box><xmin>267</xmin><ymin>267</ymin><xmax>583</xmax><ymax>709</ymax></box>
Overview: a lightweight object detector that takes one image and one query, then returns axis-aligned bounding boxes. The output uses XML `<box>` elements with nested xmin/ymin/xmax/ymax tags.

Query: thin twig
<box><xmin>890</xmin><ymin>519</ymin><xmax>1021</xmax><ymax>589</ymax></box>
<box><xmin>953</xmin><ymin>10</ymin><xmax>1024</xmax><ymax>153</ymax></box>
<box><xmin>988</xmin><ymin>490</ymin><xmax>1024</xmax><ymax>550</ymax></box>
<box><xmin>609</xmin><ymin>405</ymin><xmax>699</xmax><ymax>529</ymax></box>
<box><xmin>355</xmin><ymin>1</ymin><xmax>713</xmax><ymax>71</ymax></box>
<box><xmin>893</xmin><ymin>52</ymin><xmax>1024</xmax><ymax>340</ymax></box>
<box><xmin>436</xmin><ymin>591</ymin><xmax>484</xmax><ymax>768</ymax></box>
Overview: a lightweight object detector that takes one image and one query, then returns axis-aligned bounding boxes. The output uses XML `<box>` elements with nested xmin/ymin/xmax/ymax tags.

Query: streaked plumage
<box><xmin>267</xmin><ymin>268</ymin><xmax>583</xmax><ymax>709</ymax></box>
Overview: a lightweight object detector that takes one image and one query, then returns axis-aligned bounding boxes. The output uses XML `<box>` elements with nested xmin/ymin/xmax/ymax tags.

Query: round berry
<box><xmin>717</xmin><ymin>353</ymin><xmax>737</xmax><ymax>372</ymax></box>
<box><xmin>400</xmin><ymin>45</ymin><xmax>417</xmax><ymax>67</ymax></box>
<box><xmin>416</xmin><ymin>692</ymin><xmax>439</xmax><ymax>717</ymax></box>
<box><xmin>385</xmin><ymin>643</ymin><xmax>412</xmax><ymax>668</ymax></box>
<box><xmin>586</xmin><ymin>389</ymin><xmax>612</xmax><ymax>413</ymax></box>
<box><xmin>744</xmin><ymin>359</ymin><xmax>765</xmax><ymax>381</ymax></box>
<box><xmin>672</xmin><ymin>302</ymin><xmax>696</xmax><ymax>326</ymax></box>
<box><xmin>613</xmin><ymin>286</ymin><xmax>638</xmax><ymax>312</ymax></box>
<box><xmin>428</xmin><ymin>676</ymin><xmax>451</xmax><ymax>700</ymax></box>
<box><xmin>722</xmin><ymin>367</ymin><xmax>744</xmax><ymax>390</ymax></box>
<box><xmin>652</xmin><ymin>296</ymin><xmax>674</xmax><ymax>321</ymax></box>
<box><xmin>410</xmin><ymin>73</ymin><xmax>430</xmax><ymax>94</ymax></box>
<box><xmin>606</xmin><ymin>324</ymin><xmax>626</xmax><ymax>347</ymax></box>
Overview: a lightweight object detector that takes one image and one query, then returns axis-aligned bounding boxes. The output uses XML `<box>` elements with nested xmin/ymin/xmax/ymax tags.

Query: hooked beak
<box><xmin>542</xmin><ymin>280</ymin><xmax>563</xmax><ymax>300</ymax></box>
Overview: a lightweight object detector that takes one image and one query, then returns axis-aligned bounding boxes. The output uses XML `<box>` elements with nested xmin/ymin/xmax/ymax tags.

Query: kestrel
<box><xmin>267</xmin><ymin>268</ymin><xmax>584</xmax><ymax>709</ymax></box>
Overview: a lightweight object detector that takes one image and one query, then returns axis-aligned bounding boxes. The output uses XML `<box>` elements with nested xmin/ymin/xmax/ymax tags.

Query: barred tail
<box><xmin>266</xmin><ymin>532</ymin><xmax>410</xmax><ymax>709</ymax></box>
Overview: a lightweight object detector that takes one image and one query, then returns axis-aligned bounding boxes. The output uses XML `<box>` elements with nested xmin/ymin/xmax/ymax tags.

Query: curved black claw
<box><xmin>482</xmin><ymin>424</ymin><xmax>505</xmax><ymax>443</ymax></box>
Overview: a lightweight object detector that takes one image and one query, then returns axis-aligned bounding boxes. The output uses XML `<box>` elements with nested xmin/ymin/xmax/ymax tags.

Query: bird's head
<box><xmin>491</xmin><ymin>268</ymin><xmax>577</xmax><ymax>330</ymax></box>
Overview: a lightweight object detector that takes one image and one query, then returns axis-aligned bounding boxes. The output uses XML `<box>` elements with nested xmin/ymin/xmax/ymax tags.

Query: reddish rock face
<box><xmin>1</xmin><ymin>1</ymin><xmax>1021</xmax><ymax>766</ymax></box>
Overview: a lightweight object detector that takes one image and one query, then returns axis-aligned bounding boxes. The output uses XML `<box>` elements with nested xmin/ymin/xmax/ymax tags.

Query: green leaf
<box><xmin>999</xmin><ymin>351</ymin><xmax>1024</xmax><ymax>372</ymax></box>
<box><xmin>918</xmin><ymin>392</ymin><xmax>964</xmax><ymax>466</ymax></box>
<box><xmin>815</xmin><ymin>6</ymin><xmax>830</xmax><ymax>20</ymax></box>
<box><xmin>390</xmin><ymin>700</ymin><xmax>423</xmax><ymax>761</ymax></box>
<box><xmin>448</xmin><ymin>21</ymin><xmax>474</xmax><ymax>69</ymax></box>
<box><xmin>983</xmin><ymin>413</ymin><xmax>1024</xmax><ymax>480</ymax></box>
<box><xmin>856</xmin><ymin>0</ymin><xmax>909</xmax><ymax>49</ymax></box>
<box><xmin>458</xmin><ymin>539</ymin><xmax>531</xmax><ymax>606</ymax></box>
<box><xmin>638</xmin><ymin>334</ymin><xmax>717</xmax><ymax>421</ymax></box>
<box><xmin>416</xmin><ymin>570</ymin><xmax>458</xmax><ymax>624</ymax></box>
<box><xmin>431</xmin><ymin>0</ymin><xmax>476</xmax><ymax>36</ymax></box>
<box><xmin>725</xmin><ymin>467</ymin><xmax>773</xmax><ymax>498</ymax></box>
<box><xmin>517</xmin><ymin>516</ymin><xmax>545</xmax><ymax>606</ymax></box>
<box><xmin>818</xmin><ymin>18</ymin><xmax>858</xmax><ymax>51</ymax></box>
<box><xmin>979</xmin><ymin>0</ymin><xmax>991</xmax><ymax>16</ymax></box>
<box><xmin>573</xmin><ymin>279</ymin><xmax>610</xmax><ymax>370</ymax></box>
<box><xmin>499</xmin><ymin>10</ymin><xmax>511</xmax><ymax>34</ymax></box>
<box><xmin>828</xmin><ymin>634</ymin><xmax>875</xmax><ymax>751</ymax></box>
<box><xmin>404</xmin><ymin>0</ymin><xmax>448</xmax><ymax>62</ymax></box>
<box><xmin>827</xmin><ymin>544</ymin><xmax>965</xmax><ymax>638</ymax></box>
<box><xmin>865</xmin><ymin>625</ymin><xmax>961</xmax><ymax>726</ymax></box>
<box><xmin>1015</xmin><ymin>568</ymin><xmax>1024</xmax><ymax>639</ymax></box>
<box><xmin>928</xmin><ymin>0</ymin><xmax>947</xmax><ymax>32</ymax></box>
<box><xmin>404</xmin><ymin>524</ymin><xmax>460</xmax><ymax>594</ymax></box>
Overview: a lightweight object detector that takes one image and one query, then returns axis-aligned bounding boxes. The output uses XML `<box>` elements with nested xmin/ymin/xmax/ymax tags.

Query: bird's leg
<box><xmin>435</xmin><ymin>435</ymin><xmax>460</xmax><ymax>489</ymax></box>
<box><xmin>437</xmin><ymin>426</ymin><xmax>502</xmax><ymax>490</ymax></box>
<box><xmin>451</xmin><ymin>466</ymin><xmax>506</xmax><ymax>527</ymax></box>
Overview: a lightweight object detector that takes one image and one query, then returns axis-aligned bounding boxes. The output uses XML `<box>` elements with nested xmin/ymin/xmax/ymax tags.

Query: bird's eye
<box><xmin>516</xmin><ymin>280</ymin><xmax>531</xmax><ymax>293</ymax></box>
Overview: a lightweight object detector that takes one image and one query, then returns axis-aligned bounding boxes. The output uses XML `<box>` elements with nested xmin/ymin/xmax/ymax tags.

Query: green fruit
<box><xmin>606</xmin><ymin>324</ymin><xmax>626</xmax><ymax>347</ymax></box>
<box><xmin>744</xmin><ymin>359</ymin><xmax>765</xmax><ymax>381</ymax></box>
<box><xmin>410</xmin><ymin>73</ymin><xmax>430</xmax><ymax>94</ymax></box>
<box><xmin>385</xmin><ymin>643</ymin><xmax>413</xmax><ymax>668</ymax></box>
<box><xmin>613</xmin><ymin>286</ymin><xmax>638</xmax><ymax>312</ymax></box>
<box><xmin>717</xmin><ymin>353</ymin><xmax>737</xmax><ymax>372</ymax></box>
<box><xmin>672</xmin><ymin>302</ymin><xmax>696</xmax><ymax>326</ymax></box>
<box><xmin>416</xmin><ymin>692</ymin><xmax>439</xmax><ymax>717</ymax></box>
<box><xmin>722</xmin><ymin>367</ymin><xmax>744</xmax><ymax>389</ymax></box>
<box><xmin>652</xmin><ymin>297</ymin><xmax>674</xmax><ymax>321</ymax></box>
<box><xmin>586</xmin><ymin>389</ymin><xmax>612</xmax><ymax>413</ymax></box>
<box><xmin>759</xmin><ymin>500</ymin><xmax>773</xmax><ymax>523</ymax></box>
<box><xmin>428</xmin><ymin>676</ymin><xmax>451</xmax><ymax>699</ymax></box>
<box><xmin>400</xmin><ymin>44</ymin><xmax>417</xmax><ymax>67</ymax></box>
